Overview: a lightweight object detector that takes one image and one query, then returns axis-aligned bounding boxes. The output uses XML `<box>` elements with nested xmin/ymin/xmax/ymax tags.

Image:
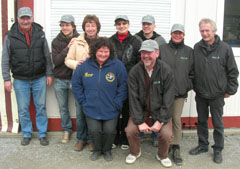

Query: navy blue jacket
<box><xmin>72</xmin><ymin>57</ymin><xmax>128</xmax><ymax>120</ymax></box>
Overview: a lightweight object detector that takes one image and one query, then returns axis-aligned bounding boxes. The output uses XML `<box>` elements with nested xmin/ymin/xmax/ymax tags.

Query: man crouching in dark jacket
<box><xmin>125</xmin><ymin>39</ymin><xmax>175</xmax><ymax>168</ymax></box>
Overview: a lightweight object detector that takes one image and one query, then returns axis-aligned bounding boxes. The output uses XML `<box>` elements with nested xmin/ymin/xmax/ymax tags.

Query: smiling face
<box><xmin>60</xmin><ymin>22</ymin><xmax>74</xmax><ymax>36</ymax></box>
<box><xmin>96</xmin><ymin>46</ymin><xmax>110</xmax><ymax>66</ymax></box>
<box><xmin>141</xmin><ymin>50</ymin><xmax>159</xmax><ymax>70</ymax></box>
<box><xmin>85</xmin><ymin>21</ymin><xmax>98</xmax><ymax>38</ymax></box>
<box><xmin>17</xmin><ymin>16</ymin><xmax>33</xmax><ymax>31</ymax></box>
<box><xmin>142</xmin><ymin>22</ymin><xmax>155</xmax><ymax>35</ymax></box>
<box><xmin>171</xmin><ymin>31</ymin><xmax>184</xmax><ymax>44</ymax></box>
<box><xmin>115</xmin><ymin>20</ymin><xmax>129</xmax><ymax>35</ymax></box>
<box><xmin>200</xmin><ymin>23</ymin><xmax>216</xmax><ymax>45</ymax></box>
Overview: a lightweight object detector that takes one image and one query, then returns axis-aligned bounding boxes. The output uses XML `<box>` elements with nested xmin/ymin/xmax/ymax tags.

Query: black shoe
<box><xmin>172</xmin><ymin>147</ymin><xmax>183</xmax><ymax>165</ymax></box>
<box><xmin>90</xmin><ymin>151</ymin><xmax>101</xmax><ymax>161</ymax></box>
<box><xmin>39</xmin><ymin>137</ymin><xmax>49</xmax><ymax>146</ymax></box>
<box><xmin>104</xmin><ymin>151</ymin><xmax>113</xmax><ymax>161</ymax></box>
<box><xmin>213</xmin><ymin>151</ymin><xmax>222</xmax><ymax>164</ymax></box>
<box><xmin>189</xmin><ymin>146</ymin><xmax>208</xmax><ymax>155</ymax></box>
<box><xmin>21</xmin><ymin>137</ymin><xmax>31</xmax><ymax>146</ymax></box>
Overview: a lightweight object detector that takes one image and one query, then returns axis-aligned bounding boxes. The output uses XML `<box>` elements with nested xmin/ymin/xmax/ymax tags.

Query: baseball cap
<box><xmin>142</xmin><ymin>15</ymin><xmax>155</xmax><ymax>24</ymax></box>
<box><xmin>59</xmin><ymin>15</ymin><xmax>75</xmax><ymax>23</ymax></box>
<box><xmin>171</xmin><ymin>24</ymin><xmax>185</xmax><ymax>33</ymax></box>
<box><xmin>115</xmin><ymin>15</ymin><xmax>129</xmax><ymax>22</ymax></box>
<box><xmin>139</xmin><ymin>39</ymin><xmax>159</xmax><ymax>52</ymax></box>
<box><xmin>18</xmin><ymin>7</ymin><xmax>33</xmax><ymax>17</ymax></box>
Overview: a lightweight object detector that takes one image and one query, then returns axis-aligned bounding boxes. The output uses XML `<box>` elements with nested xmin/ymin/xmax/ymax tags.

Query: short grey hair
<box><xmin>199</xmin><ymin>18</ymin><xmax>217</xmax><ymax>32</ymax></box>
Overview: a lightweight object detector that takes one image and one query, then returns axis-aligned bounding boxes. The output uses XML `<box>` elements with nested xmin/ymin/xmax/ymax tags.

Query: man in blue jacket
<box><xmin>1</xmin><ymin>7</ymin><xmax>53</xmax><ymax>146</ymax></box>
<box><xmin>189</xmin><ymin>18</ymin><xmax>239</xmax><ymax>164</ymax></box>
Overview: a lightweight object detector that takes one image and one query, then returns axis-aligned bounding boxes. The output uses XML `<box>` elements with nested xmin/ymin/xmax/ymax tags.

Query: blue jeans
<box><xmin>53</xmin><ymin>79</ymin><xmax>72</xmax><ymax>132</ymax></box>
<box><xmin>75</xmin><ymin>101</ymin><xmax>90</xmax><ymax>142</ymax></box>
<box><xmin>13</xmin><ymin>76</ymin><xmax>48</xmax><ymax>138</ymax></box>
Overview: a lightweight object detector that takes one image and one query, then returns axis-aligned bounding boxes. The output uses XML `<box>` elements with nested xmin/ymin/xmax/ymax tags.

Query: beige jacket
<box><xmin>65</xmin><ymin>33</ymin><xmax>89</xmax><ymax>70</ymax></box>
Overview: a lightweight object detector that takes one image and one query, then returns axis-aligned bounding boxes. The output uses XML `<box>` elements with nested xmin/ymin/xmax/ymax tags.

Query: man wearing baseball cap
<box><xmin>125</xmin><ymin>39</ymin><xmax>174</xmax><ymax>168</ymax></box>
<box><xmin>135</xmin><ymin>15</ymin><xmax>166</xmax><ymax>49</ymax></box>
<box><xmin>135</xmin><ymin>15</ymin><xmax>166</xmax><ymax>146</ymax></box>
<box><xmin>52</xmin><ymin>15</ymin><xmax>79</xmax><ymax>144</ymax></box>
<box><xmin>1</xmin><ymin>7</ymin><xmax>53</xmax><ymax>146</ymax></box>
<box><xmin>159</xmin><ymin>23</ymin><xmax>193</xmax><ymax>165</ymax></box>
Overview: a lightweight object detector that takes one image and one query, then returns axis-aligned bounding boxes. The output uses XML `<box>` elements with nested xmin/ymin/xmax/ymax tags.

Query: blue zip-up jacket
<box><xmin>72</xmin><ymin>57</ymin><xmax>128</xmax><ymax>120</ymax></box>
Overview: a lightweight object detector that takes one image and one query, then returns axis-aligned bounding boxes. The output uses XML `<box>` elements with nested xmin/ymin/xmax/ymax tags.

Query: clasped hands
<box><xmin>138</xmin><ymin>121</ymin><xmax>163</xmax><ymax>133</ymax></box>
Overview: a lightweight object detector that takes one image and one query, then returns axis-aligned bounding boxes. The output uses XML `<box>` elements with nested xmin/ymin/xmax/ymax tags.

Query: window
<box><xmin>223</xmin><ymin>0</ymin><xmax>240</xmax><ymax>47</ymax></box>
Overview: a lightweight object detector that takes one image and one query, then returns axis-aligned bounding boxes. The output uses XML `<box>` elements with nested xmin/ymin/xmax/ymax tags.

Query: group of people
<box><xmin>1</xmin><ymin>6</ymin><xmax>239</xmax><ymax>167</ymax></box>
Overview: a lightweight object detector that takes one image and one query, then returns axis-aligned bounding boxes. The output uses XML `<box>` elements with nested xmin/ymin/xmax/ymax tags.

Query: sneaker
<box><xmin>87</xmin><ymin>142</ymin><xmax>94</xmax><ymax>152</ymax></box>
<box><xmin>61</xmin><ymin>131</ymin><xmax>71</xmax><ymax>144</ymax></box>
<box><xmin>156</xmin><ymin>154</ymin><xmax>172</xmax><ymax>168</ymax></box>
<box><xmin>90</xmin><ymin>151</ymin><xmax>101</xmax><ymax>161</ymax></box>
<box><xmin>112</xmin><ymin>144</ymin><xmax>117</xmax><ymax>149</ymax></box>
<box><xmin>39</xmin><ymin>137</ymin><xmax>49</xmax><ymax>146</ymax></box>
<box><xmin>74</xmin><ymin>141</ymin><xmax>85</xmax><ymax>151</ymax></box>
<box><xmin>121</xmin><ymin>144</ymin><xmax>129</xmax><ymax>150</ymax></box>
<box><xmin>125</xmin><ymin>150</ymin><xmax>141</xmax><ymax>164</ymax></box>
<box><xmin>172</xmin><ymin>147</ymin><xmax>183</xmax><ymax>165</ymax></box>
<box><xmin>104</xmin><ymin>151</ymin><xmax>113</xmax><ymax>161</ymax></box>
<box><xmin>21</xmin><ymin>137</ymin><xmax>31</xmax><ymax>146</ymax></box>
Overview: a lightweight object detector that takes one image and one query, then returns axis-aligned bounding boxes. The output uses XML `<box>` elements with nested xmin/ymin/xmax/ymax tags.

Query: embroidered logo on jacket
<box><xmin>180</xmin><ymin>56</ymin><xmax>188</xmax><ymax>60</ymax></box>
<box><xmin>84</xmin><ymin>72</ymin><xmax>94</xmax><ymax>77</ymax></box>
<box><xmin>153</xmin><ymin>81</ymin><xmax>161</xmax><ymax>84</ymax></box>
<box><xmin>211</xmin><ymin>56</ymin><xmax>220</xmax><ymax>60</ymax></box>
<box><xmin>106</xmin><ymin>72</ymin><xmax>115</xmax><ymax>82</ymax></box>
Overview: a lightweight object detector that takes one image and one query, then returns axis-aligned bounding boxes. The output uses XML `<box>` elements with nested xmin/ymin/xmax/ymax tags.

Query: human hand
<box><xmin>150</xmin><ymin>121</ymin><xmax>162</xmax><ymax>132</ymax></box>
<box><xmin>46</xmin><ymin>77</ymin><xmax>53</xmax><ymax>87</ymax></box>
<box><xmin>138</xmin><ymin>123</ymin><xmax>151</xmax><ymax>133</ymax></box>
<box><xmin>224</xmin><ymin>93</ymin><xmax>230</xmax><ymax>98</ymax></box>
<box><xmin>4</xmin><ymin>81</ymin><xmax>12</xmax><ymax>92</ymax></box>
<box><xmin>67</xmin><ymin>38</ymin><xmax>76</xmax><ymax>48</ymax></box>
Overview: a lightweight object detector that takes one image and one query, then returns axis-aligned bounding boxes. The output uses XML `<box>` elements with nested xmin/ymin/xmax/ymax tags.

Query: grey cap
<box><xmin>115</xmin><ymin>15</ymin><xmax>129</xmax><ymax>22</ymax></box>
<box><xmin>139</xmin><ymin>39</ymin><xmax>159</xmax><ymax>52</ymax></box>
<box><xmin>142</xmin><ymin>15</ymin><xmax>155</xmax><ymax>24</ymax></box>
<box><xmin>18</xmin><ymin>7</ymin><xmax>32</xmax><ymax>17</ymax></box>
<box><xmin>59</xmin><ymin>15</ymin><xmax>75</xmax><ymax>23</ymax></box>
<box><xmin>171</xmin><ymin>24</ymin><xmax>185</xmax><ymax>33</ymax></box>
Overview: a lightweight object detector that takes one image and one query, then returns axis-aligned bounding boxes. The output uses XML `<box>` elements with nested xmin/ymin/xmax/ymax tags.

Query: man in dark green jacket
<box><xmin>125</xmin><ymin>40</ymin><xmax>174</xmax><ymax>168</ymax></box>
<box><xmin>189</xmin><ymin>18</ymin><xmax>239</xmax><ymax>164</ymax></box>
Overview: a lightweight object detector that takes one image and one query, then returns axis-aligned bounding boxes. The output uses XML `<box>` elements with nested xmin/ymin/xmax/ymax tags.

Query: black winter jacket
<box><xmin>8</xmin><ymin>22</ymin><xmax>49</xmax><ymax>80</ymax></box>
<box><xmin>135</xmin><ymin>30</ymin><xmax>166</xmax><ymax>48</ymax></box>
<box><xmin>109</xmin><ymin>32</ymin><xmax>141</xmax><ymax>72</ymax></box>
<box><xmin>52</xmin><ymin>30</ymin><xmax>79</xmax><ymax>80</ymax></box>
<box><xmin>128</xmin><ymin>59</ymin><xmax>175</xmax><ymax>125</ymax></box>
<box><xmin>193</xmin><ymin>35</ymin><xmax>239</xmax><ymax>99</ymax></box>
<box><xmin>159</xmin><ymin>40</ymin><xmax>194</xmax><ymax>98</ymax></box>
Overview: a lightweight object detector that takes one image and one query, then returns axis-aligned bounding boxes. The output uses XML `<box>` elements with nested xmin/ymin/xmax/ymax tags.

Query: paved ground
<box><xmin>0</xmin><ymin>130</ymin><xmax>240</xmax><ymax>169</ymax></box>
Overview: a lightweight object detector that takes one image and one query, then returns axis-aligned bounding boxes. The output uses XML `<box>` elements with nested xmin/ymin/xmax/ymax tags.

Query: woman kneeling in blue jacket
<box><xmin>72</xmin><ymin>37</ymin><xmax>128</xmax><ymax>161</ymax></box>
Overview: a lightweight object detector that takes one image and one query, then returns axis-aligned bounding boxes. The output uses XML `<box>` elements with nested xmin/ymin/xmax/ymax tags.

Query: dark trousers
<box><xmin>195</xmin><ymin>95</ymin><xmax>225</xmax><ymax>151</ymax></box>
<box><xmin>115</xmin><ymin>99</ymin><xmax>129</xmax><ymax>145</ymax></box>
<box><xmin>86</xmin><ymin>116</ymin><xmax>118</xmax><ymax>153</ymax></box>
<box><xmin>125</xmin><ymin>117</ymin><xmax>172</xmax><ymax>159</ymax></box>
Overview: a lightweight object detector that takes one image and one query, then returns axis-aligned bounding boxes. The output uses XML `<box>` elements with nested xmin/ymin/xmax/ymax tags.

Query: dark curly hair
<box><xmin>89</xmin><ymin>37</ymin><xmax>115</xmax><ymax>60</ymax></box>
<box><xmin>82</xmin><ymin>14</ymin><xmax>101</xmax><ymax>34</ymax></box>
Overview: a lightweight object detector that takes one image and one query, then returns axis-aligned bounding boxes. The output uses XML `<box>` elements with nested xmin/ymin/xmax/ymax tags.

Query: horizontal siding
<box><xmin>50</xmin><ymin>0</ymin><xmax>171</xmax><ymax>41</ymax></box>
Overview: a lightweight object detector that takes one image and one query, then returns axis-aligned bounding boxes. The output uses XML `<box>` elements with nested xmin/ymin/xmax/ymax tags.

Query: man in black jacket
<box><xmin>189</xmin><ymin>18</ymin><xmax>239</xmax><ymax>164</ymax></box>
<box><xmin>159</xmin><ymin>24</ymin><xmax>193</xmax><ymax>165</ymax></box>
<box><xmin>125</xmin><ymin>40</ymin><xmax>174</xmax><ymax>168</ymax></box>
<box><xmin>1</xmin><ymin>7</ymin><xmax>53</xmax><ymax>146</ymax></box>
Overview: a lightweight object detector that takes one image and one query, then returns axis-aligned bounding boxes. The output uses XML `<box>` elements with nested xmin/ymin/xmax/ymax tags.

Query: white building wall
<box><xmin>32</xmin><ymin>0</ymin><xmax>240</xmax><ymax>118</ymax></box>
